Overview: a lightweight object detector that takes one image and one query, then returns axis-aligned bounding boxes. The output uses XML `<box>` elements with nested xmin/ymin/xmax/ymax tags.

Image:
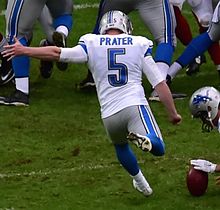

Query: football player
<box><xmin>167</xmin><ymin>1</ymin><xmax>220</xmax><ymax>83</ymax></box>
<box><xmin>78</xmin><ymin>0</ymin><xmax>183</xmax><ymax>100</ymax></box>
<box><xmin>0</xmin><ymin>0</ymin><xmax>73</xmax><ymax>106</ymax></box>
<box><xmin>189</xmin><ymin>86</ymin><xmax>220</xmax><ymax>186</ymax></box>
<box><xmin>2</xmin><ymin>11</ymin><xmax>182</xmax><ymax>196</ymax></box>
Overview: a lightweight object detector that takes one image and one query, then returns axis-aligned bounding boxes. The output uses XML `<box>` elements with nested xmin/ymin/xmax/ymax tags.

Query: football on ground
<box><xmin>186</xmin><ymin>166</ymin><xmax>208</xmax><ymax>196</ymax></box>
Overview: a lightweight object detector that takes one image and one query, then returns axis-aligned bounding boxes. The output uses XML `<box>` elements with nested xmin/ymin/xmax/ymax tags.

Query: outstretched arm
<box><xmin>2</xmin><ymin>37</ymin><xmax>61</xmax><ymax>61</ymax></box>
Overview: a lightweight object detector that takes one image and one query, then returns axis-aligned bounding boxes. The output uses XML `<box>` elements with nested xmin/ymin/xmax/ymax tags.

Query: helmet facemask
<box><xmin>194</xmin><ymin>110</ymin><xmax>215</xmax><ymax>132</ymax></box>
<box><xmin>189</xmin><ymin>86</ymin><xmax>220</xmax><ymax>132</ymax></box>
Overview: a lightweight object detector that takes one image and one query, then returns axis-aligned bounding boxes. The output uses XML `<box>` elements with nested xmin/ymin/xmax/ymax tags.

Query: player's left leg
<box><xmin>0</xmin><ymin>0</ymin><xmax>46</xmax><ymax>106</ymax></box>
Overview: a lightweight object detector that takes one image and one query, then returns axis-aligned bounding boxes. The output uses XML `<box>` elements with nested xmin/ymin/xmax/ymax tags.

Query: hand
<box><xmin>190</xmin><ymin>159</ymin><xmax>217</xmax><ymax>173</ymax></box>
<box><xmin>170</xmin><ymin>113</ymin><xmax>182</xmax><ymax>125</ymax></box>
<box><xmin>1</xmin><ymin>37</ymin><xmax>24</xmax><ymax>61</ymax></box>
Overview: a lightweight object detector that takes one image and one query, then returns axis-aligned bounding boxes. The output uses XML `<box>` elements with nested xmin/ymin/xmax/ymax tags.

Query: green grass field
<box><xmin>0</xmin><ymin>1</ymin><xmax>220</xmax><ymax>210</ymax></box>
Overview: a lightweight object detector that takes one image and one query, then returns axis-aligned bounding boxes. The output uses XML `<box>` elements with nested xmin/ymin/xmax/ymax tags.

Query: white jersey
<box><xmin>60</xmin><ymin>33</ymin><xmax>164</xmax><ymax>118</ymax></box>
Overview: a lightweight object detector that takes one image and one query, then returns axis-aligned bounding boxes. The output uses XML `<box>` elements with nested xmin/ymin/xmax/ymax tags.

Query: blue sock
<box><xmin>154</xmin><ymin>43</ymin><xmax>174</xmax><ymax>65</ymax></box>
<box><xmin>11</xmin><ymin>37</ymin><xmax>29</xmax><ymax>77</ymax></box>
<box><xmin>146</xmin><ymin>134</ymin><xmax>165</xmax><ymax>156</ymax></box>
<box><xmin>177</xmin><ymin>32</ymin><xmax>213</xmax><ymax>67</ymax></box>
<box><xmin>114</xmin><ymin>144</ymin><xmax>139</xmax><ymax>176</ymax></box>
<box><xmin>53</xmin><ymin>14</ymin><xmax>73</xmax><ymax>32</ymax></box>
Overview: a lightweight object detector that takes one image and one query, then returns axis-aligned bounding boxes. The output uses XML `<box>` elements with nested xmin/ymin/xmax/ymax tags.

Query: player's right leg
<box><xmin>102</xmin><ymin>106</ymin><xmax>154</xmax><ymax>196</ymax></box>
<box><xmin>126</xmin><ymin>105</ymin><xmax>165</xmax><ymax>156</ymax></box>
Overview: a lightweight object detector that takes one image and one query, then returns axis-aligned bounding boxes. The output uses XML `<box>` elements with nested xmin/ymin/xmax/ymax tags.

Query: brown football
<box><xmin>186</xmin><ymin>166</ymin><xmax>208</xmax><ymax>196</ymax></box>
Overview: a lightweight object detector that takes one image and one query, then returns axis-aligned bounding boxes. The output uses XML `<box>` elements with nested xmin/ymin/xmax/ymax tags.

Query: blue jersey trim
<box><xmin>9</xmin><ymin>0</ymin><xmax>24</xmax><ymax>43</ymax></box>
<box><xmin>79</xmin><ymin>43</ymin><xmax>88</xmax><ymax>54</ymax></box>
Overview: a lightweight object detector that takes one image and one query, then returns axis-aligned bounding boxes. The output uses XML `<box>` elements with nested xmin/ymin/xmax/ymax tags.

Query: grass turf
<box><xmin>0</xmin><ymin>2</ymin><xmax>219</xmax><ymax>210</ymax></box>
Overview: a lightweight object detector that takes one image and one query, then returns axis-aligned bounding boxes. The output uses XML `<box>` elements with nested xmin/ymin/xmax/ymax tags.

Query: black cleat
<box><xmin>0</xmin><ymin>57</ymin><xmax>14</xmax><ymax>85</ymax></box>
<box><xmin>52</xmin><ymin>32</ymin><xmax>68</xmax><ymax>71</ymax></box>
<box><xmin>39</xmin><ymin>39</ymin><xmax>53</xmax><ymax>79</ymax></box>
<box><xmin>186</xmin><ymin>54</ymin><xmax>206</xmax><ymax>76</ymax></box>
<box><xmin>0</xmin><ymin>67</ymin><xmax>14</xmax><ymax>85</ymax></box>
<box><xmin>0</xmin><ymin>89</ymin><xmax>29</xmax><ymax>106</ymax></box>
<box><xmin>78</xmin><ymin>71</ymin><xmax>95</xmax><ymax>90</ymax></box>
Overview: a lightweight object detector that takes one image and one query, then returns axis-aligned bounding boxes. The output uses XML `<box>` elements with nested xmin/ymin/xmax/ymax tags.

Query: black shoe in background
<box><xmin>78</xmin><ymin>71</ymin><xmax>96</xmax><ymax>90</ymax></box>
<box><xmin>186</xmin><ymin>54</ymin><xmax>206</xmax><ymax>76</ymax></box>
<box><xmin>39</xmin><ymin>39</ymin><xmax>53</xmax><ymax>79</ymax></box>
<box><xmin>52</xmin><ymin>32</ymin><xmax>68</xmax><ymax>71</ymax></box>
<box><xmin>0</xmin><ymin>89</ymin><xmax>29</xmax><ymax>106</ymax></box>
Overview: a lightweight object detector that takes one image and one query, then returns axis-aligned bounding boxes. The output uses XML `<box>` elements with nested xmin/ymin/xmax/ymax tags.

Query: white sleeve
<box><xmin>142</xmin><ymin>56</ymin><xmax>164</xmax><ymax>88</ymax></box>
<box><xmin>59</xmin><ymin>45</ymin><xmax>88</xmax><ymax>63</ymax></box>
